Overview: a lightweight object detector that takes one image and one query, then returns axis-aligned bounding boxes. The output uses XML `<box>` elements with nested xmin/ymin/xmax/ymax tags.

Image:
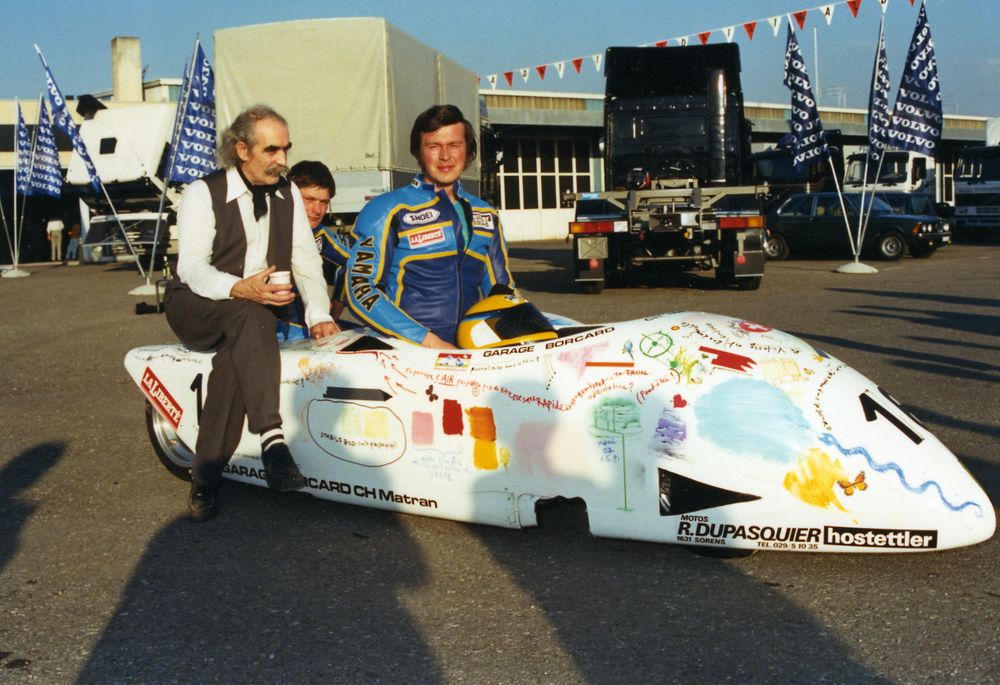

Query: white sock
<box><xmin>261</xmin><ymin>428</ymin><xmax>285</xmax><ymax>451</ymax></box>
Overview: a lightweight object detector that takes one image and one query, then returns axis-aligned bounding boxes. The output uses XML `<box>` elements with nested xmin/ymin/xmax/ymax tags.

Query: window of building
<box><xmin>498</xmin><ymin>135</ymin><xmax>596</xmax><ymax>210</ymax></box>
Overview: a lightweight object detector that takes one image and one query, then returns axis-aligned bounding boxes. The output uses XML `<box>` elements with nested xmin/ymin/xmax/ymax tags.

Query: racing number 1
<box><xmin>191</xmin><ymin>373</ymin><xmax>204</xmax><ymax>422</ymax></box>
<box><xmin>859</xmin><ymin>387</ymin><xmax>924</xmax><ymax>445</ymax></box>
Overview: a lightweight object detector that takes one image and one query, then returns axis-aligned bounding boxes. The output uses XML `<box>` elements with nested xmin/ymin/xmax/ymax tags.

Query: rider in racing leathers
<box><xmin>346</xmin><ymin>105</ymin><xmax>514</xmax><ymax>347</ymax></box>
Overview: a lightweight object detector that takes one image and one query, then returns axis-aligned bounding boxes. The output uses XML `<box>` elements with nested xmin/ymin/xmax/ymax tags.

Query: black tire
<box><xmin>581</xmin><ymin>282</ymin><xmax>604</xmax><ymax>294</ymax></box>
<box><xmin>145</xmin><ymin>401</ymin><xmax>193</xmax><ymax>481</ymax></box>
<box><xmin>737</xmin><ymin>275</ymin><xmax>763</xmax><ymax>291</ymax></box>
<box><xmin>877</xmin><ymin>233</ymin><xmax>906</xmax><ymax>260</ymax></box>
<box><xmin>764</xmin><ymin>233</ymin><xmax>790</xmax><ymax>260</ymax></box>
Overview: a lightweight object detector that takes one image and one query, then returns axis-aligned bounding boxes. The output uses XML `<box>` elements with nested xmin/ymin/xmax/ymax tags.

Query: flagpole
<box><xmin>17</xmin><ymin>96</ymin><xmax>45</xmax><ymax>267</ymax></box>
<box><xmin>35</xmin><ymin>44</ymin><xmax>149</xmax><ymax>282</ymax></box>
<box><xmin>3</xmin><ymin>98</ymin><xmax>35</xmax><ymax>278</ymax></box>
<box><xmin>4</xmin><ymin>99</ymin><xmax>18</xmax><ymax>270</ymax></box>
<box><xmin>143</xmin><ymin>36</ymin><xmax>201</xmax><ymax>294</ymax></box>
<box><xmin>856</xmin><ymin>15</ymin><xmax>888</xmax><ymax>261</ymax></box>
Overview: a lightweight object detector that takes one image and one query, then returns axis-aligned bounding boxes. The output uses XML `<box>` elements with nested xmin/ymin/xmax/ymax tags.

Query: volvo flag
<box><xmin>29</xmin><ymin>103</ymin><xmax>64</xmax><ymax>198</ymax></box>
<box><xmin>15</xmin><ymin>103</ymin><xmax>32</xmax><ymax>195</ymax></box>
<box><xmin>783</xmin><ymin>24</ymin><xmax>828</xmax><ymax>171</ymax></box>
<box><xmin>167</xmin><ymin>42</ymin><xmax>218</xmax><ymax>183</ymax></box>
<box><xmin>867</xmin><ymin>21</ymin><xmax>892</xmax><ymax>164</ymax></box>
<box><xmin>886</xmin><ymin>2</ymin><xmax>942</xmax><ymax>157</ymax></box>
<box><xmin>36</xmin><ymin>47</ymin><xmax>101</xmax><ymax>194</ymax></box>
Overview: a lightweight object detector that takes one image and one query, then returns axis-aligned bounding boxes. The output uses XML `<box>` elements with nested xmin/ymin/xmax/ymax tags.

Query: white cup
<box><xmin>269</xmin><ymin>270</ymin><xmax>291</xmax><ymax>293</ymax></box>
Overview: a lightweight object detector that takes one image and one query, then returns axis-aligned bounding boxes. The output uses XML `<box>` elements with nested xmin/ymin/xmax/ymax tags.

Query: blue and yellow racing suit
<box><xmin>277</xmin><ymin>224</ymin><xmax>353</xmax><ymax>341</ymax></box>
<box><xmin>346</xmin><ymin>175</ymin><xmax>514</xmax><ymax>345</ymax></box>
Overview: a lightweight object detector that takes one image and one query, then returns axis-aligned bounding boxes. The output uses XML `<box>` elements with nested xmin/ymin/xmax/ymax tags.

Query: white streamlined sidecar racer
<box><xmin>126</xmin><ymin>311</ymin><xmax>994</xmax><ymax>553</ymax></box>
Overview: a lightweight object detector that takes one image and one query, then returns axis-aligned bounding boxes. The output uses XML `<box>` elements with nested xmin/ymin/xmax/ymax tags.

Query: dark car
<box><xmin>876</xmin><ymin>192</ymin><xmax>953</xmax><ymax>251</ymax></box>
<box><xmin>764</xmin><ymin>192</ymin><xmax>948</xmax><ymax>260</ymax></box>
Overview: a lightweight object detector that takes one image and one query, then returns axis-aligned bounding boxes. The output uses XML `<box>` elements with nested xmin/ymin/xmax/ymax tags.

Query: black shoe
<box><xmin>261</xmin><ymin>443</ymin><xmax>307</xmax><ymax>492</ymax></box>
<box><xmin>188</xmin><ymin>482</ymin><xmax>220</xmax><ymax>522</ymax></box>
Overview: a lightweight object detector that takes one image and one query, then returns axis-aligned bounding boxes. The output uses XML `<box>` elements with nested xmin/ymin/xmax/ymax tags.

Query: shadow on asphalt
<box><xmin>0</xmin><ymin>442</ymin><xmax>65</xmax><ymax>574</ymax></box>
<box><xmin>75</xmin><ymin>488</ymin><xmax>443</xmax><ymax>684</ymax></box>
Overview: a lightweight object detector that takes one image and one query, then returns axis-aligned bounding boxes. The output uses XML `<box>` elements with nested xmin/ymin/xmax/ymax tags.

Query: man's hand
<box><xmin>230</xmin><ymin>266</ymin><xmax>296</xmax><ymax>306</ymax></box>
<box><xmin>310</xmin><ymin>321</ymin><xmax>340</xmax><ymax>339</ymax></box>
<box><xmin>421</xmin><ymin>330</ymin><xmax>457</xmax><ymax>349</ymax></box>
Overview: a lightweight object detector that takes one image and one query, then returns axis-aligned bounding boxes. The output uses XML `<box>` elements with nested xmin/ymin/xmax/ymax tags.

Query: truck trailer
<box><xmin>214</xmin><ymin>17</ymin><xmax>480</xmax><ymax>222</ymax></box>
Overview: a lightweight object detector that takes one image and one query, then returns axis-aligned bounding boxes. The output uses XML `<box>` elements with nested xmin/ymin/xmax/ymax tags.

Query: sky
<box><xmin>2</xmin><ymin>0</ymin><xmax>997</xmax><ymax>119</ymax></box>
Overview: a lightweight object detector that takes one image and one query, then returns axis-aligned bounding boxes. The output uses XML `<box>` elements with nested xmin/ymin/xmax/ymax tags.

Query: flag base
<box><xmin>2</xmin><ymin>268</ymin><xmax>31</xmax><ymax>278</ymax></box>
<box><xmin>129</xmin><ymin>281</ymin><xmax>159</xmax><ymax>296</ymax></box>
<box><xmin>835</xmin><ymin>262</ymin><xmax>879</xmax><ymax>274</ymax></box>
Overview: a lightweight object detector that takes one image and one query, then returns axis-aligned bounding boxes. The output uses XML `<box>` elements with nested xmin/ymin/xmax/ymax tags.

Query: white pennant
<box><xmin>723</xmin><ymin>26</ymin><xmax>735</xmax><ymax>43</ymax></box>
<box><xmin>677</xmin><ymin>35</ymin><xmax>690</xmax><ymax>46</ymax></box>
<box><xmin>591</xmin><ymin>53</ymin><xmax>602</xmax><ymax>71</ymax></box>
<box><xmin>487</xmin><ymin>74</ymin><xmax>498</xmax><ymax>90</ymax></box>
<box><xmin>554</xmin><ymin>61</ymin><xmax>565</xmax><ymax>79</ymax></box>
<box><xmin>768</xmin><ymin>15</ymin><xmax>783</xmax><ymax>36</ymax></box>
<box><xmin>821</xmin><ymin>4</ymin><xmax>836</xmax><ymax>25</ymax></box>
<box><xmin>519</xmin><ymin>67</ymin><xmax>530</xmax><ymax>83</ymax></box>
<box><xmin>879</xmin><ymin>0</ymin><xmax>889</xmax><ymax>14</ymax></box>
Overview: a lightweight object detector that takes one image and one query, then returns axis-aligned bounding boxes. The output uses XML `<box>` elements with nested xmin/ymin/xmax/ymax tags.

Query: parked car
<box><xmin>764</xmin><ymin>192</ymin><xmax>948</xmax><ymax>260</ymax></box>
<box><xmin>876</xmin><ymin>192</ymin><xmax>953</xmax><ymax>248</ymax></box>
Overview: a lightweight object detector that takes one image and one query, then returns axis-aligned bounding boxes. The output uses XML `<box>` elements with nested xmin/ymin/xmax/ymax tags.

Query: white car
<box><xmin>127</xmin><ymin>311</ymin><xmax>994</xmax><ymax>554</ymax></box>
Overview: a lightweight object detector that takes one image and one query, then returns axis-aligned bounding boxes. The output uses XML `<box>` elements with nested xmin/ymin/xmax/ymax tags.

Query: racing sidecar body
<box><xmin>125</xmin><ymin>311</ymin><xmax>994</xmax><ymax>553</ymax></box>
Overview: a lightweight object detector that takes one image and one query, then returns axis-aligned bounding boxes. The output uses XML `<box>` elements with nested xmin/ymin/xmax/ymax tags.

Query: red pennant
<box><xmin>535</xmin><ymin>65</ymin><xmax>547</xmax><ymax>80</ymax></box>
<box><xmin>571</xmin><ymin>57</ymin><xmax>583</xmax><ymax>73</ymax></box>
<box><xmin>847</xmin><ymin>0</ymin><xmax>862</xmax><ymax>17</ymax></box>
<box><xmin>698</xmin><ymin>31</ymin><xmax>711</xmax><ymax>45</ymax></box>
<box><xmin>793</xmin><ymin>10</ymin><xmax>808</xmax><ymax>29</ymax></box>
<box><xmin>503</xmin><ymin>72</ymin><xmax>513</xmax><ymax>87</ymax></box>
<box><xmin>743</xmin><ymin>21</ymin><xmax>757</xmax><ymax>40</ymax></box>
<box><xmin>909</xmin><ymin>0</ymin><xmax>915</xmax><ymax>4</ymax></box>
<box><xmin>655</xmin><ymin>40</ymin><xmax>668</xmax><ymax>48</ymax></box>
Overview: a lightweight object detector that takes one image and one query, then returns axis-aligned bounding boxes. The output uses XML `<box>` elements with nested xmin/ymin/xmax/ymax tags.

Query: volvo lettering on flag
<box><xmin>867</xmin><ymin>20</ymin><xmax>892</xmax><ymax>164</ymax></box>
<box><xmin>886</xmin><ymin>1</ymin><xmax>942</xmax><ymax>157</ymax></box>
<box><xmin>167</xmin><ymin>42</ymin><xmax>217</xmax><ymax>184</ymax></box>
<box><xmin>15</xmin><ymin>104</ymin><xmax>32</xmax><ymax>195</ymax></box>
<box><xmin>36</xmin><ymin>46</ymin><xmax>101</xmax><ymax>194</ymax></box>
<box><xmin>28</xmin><ymin>103</ymin><xmax>63</xmax><ymax>199</ymax></box>
<box><xmin>782</xmin><ymin>24</ymin><xmax>828</xmax><ymax>171</ymax></box>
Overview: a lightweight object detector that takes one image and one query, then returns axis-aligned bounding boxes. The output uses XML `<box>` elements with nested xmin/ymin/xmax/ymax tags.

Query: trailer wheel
<box><xmin>764</xmin><ymin>234</ymin><xmax>790</xmax><ymax>260</ymax></box>
<box><xmin>145</xmin><ymin>402</ymin><xmax>193</xmax><ymax>481</ymax></box>
<box><xmin>581</xmin><ymin>282</ymin><xmax>604</xmax><ymax>294</ymax></box>
<box><xmin>877</xmin><ymin>233</ymin><xmax>906</xmax><ymax>260</ymax></box>
<box><xmin>737</xmin><ymin>276</ymin><xmax>762</xmax><ymax>291</ymax></box>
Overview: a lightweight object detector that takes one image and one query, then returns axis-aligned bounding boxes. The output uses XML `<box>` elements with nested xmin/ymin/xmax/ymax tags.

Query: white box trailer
<box><xmin>66</xmin><ymin>102</ymin><xmax>179</xmax><ymax>209</ymax></box>
<box><xmin>215</xmin><ymin>17</ymin><xmax>480</xmax><ymax>219</ymax></box>
<box><xmin>66</xmin><ymin>102</ymin><xmax>180</xmax><ymax>262</ymax></box>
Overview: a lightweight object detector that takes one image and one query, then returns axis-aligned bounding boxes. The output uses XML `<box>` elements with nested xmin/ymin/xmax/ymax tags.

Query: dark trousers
<box><xmin>165</xmin><ymin>286</ymin><xmax>281</xmax><ymax>488</ymax></box>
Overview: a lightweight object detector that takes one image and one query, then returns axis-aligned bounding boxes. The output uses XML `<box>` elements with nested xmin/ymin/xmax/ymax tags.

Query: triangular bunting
<box><xmin>655</xmin><ymin>40</ymin><xmax>668</xmax><ymax>48</ymax></box>
<box><xmin>793</xmin><ymin>10</ymin><xmax>808</xmax><ymax>29</ymax></box>
<box><xmin>698</xmin><ymin>31</ymin><xmax>711</xmax><ymax>45</ymax></box>
<box><xmin>768</xmin><ymin>15</ymin><xmax>783</xmax><ymax>36</ymax></box>
<box><xmin>572</xmin><ymin>57</ymin><xmax>584</xmax><ymax>73</ymax></box>
<box><xmin>519</xmin><ymin>67</ymin><xmax>530</xmax><ymax>83</ymax></box>
<box><xmin>723</xmin><ymin>26</ymin><xmax>735</xmax><ymax>43</ymax></box>
<box><xmin>821</xmin><ymin>4</ymin><xmax>836</xmax><ymax>25</ymax></box>
<box><xmin>536</xmin><ymin>65</ymin><xmax>547</xmax><ymax>80</ymax></box>
<box><xmin>849</xmin><ymin>0</ymin><xmax>863</xmax><ymax>17</ymax></box>
<box><xmin>677</xmin><ymin>36</ymin><xmax>689</xmax><ymax>46</ymax></box>
<box><xmin>554</xmin><ymin>61</ymin><xmax>565</xmax><ymax>79</ymax></box>
<box><xmin>744</xmin><ymin>21</ymin><xmax>758</xmax><ymax>40</ymax></box>
<box><xmin>503</xmin><ymin>71</ymin><xmax>513</xmax><ymax>87</ymax></box>
<box><xmin>591</xmin><ymin>53</ymin><xmax>602</xmax><ymax>71</ymax></box>
<box><xmin>486</xmin><ymin>74</ymin><xmax>497</xmax><ymax>89</ymax></box>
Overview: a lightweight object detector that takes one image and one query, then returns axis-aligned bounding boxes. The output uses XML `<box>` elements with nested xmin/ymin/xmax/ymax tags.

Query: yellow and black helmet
<box><xmin>456</xmin><ymin>291</ymin><xmax>558</xmax><ymax>349</ymax></box>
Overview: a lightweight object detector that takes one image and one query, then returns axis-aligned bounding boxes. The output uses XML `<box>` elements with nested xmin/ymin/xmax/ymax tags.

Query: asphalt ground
<box><xmin>1</xmin><ymin>241</ymin><xmax>998</xmax><ymax>684</ymax></box>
